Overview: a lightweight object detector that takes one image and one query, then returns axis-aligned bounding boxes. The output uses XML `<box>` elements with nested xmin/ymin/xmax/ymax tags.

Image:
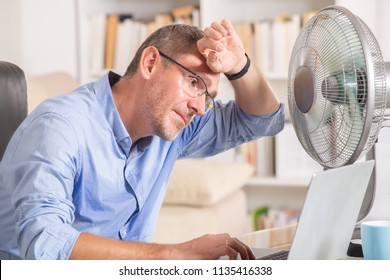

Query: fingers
<box><xmin>181</xmin><ymin>233</ymin><xmax>255</xmax><ymax>260</ymax></box>
<box><xmin>206</xmin><ymin>20</ymin><xmax>234</xmax><ymax>38</ymax></box>
<box><xmin>199</xmin><ymin>20</ymin><xmax>232</xmax><ymax>54</ymax></box>
<box><xmin>220</xmin><ymin>19</ymin><xmax>235</xmax><ymax>35</ymax></box>
<box><xmin>238</xmin><ymin>239</ymin><xmax>256</xmax><ymax>260</ymax></box>
<box><xmin>205</xmin><ymin>21</ymin><xmax>228</xmax><ymax>40</ymax></box>
<box><xmin>197</xmin><ymin>31</ymin><xmax>224</xmax><ymax>55</ymax></box>
<box><xmin>197</xmin><ymin>40</ymin><xmax>222</xmax><ymax>56</ymax></box>
<box><xmin>224</xmin><ymin>235</ymin><xmax>256</xmax><ymax>260</ymax></box>
<box><xmin>225</xmin><ymin>242</ymin><xmax>239</xmax><ymax>260</ymax></box>
<box><xmin>197</xmin><ymin>19</ymin><xmax>245</xmax><ymax>74</ymax></box>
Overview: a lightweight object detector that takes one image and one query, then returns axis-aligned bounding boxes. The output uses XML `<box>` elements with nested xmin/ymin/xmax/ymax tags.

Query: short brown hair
<box><xmin>123</xmin><ymin>24</ymin><xmax>204</xmax><ymax>77</ymax></box>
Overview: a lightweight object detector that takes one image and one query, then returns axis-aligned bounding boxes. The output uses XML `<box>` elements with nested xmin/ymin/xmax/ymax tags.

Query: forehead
<box><xmin>176</xmin><ymin>52</ymin><xmax>220</xmax><ymax>90</ymax></box>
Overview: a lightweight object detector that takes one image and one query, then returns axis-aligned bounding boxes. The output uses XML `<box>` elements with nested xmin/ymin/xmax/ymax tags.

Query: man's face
<box><xmin>145</xmin><ymin>52</ymin><xmax>220</xmax><ymax>141</ymax></box>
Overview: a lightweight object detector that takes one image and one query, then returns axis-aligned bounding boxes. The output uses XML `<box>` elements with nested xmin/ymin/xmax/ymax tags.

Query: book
<box><xmin>171</xmin><ymin>5</ymin><xmax>200</xmax><ymax>27</ymax></box>
<box><xmin>113</xmin><ymin>15</ymin><xmax>133</xmax><ymax>74</ymax></box>
<box><xmin>255</xmin><ymin>136</ymin><xmax>275</xmax><ymax>177</ymax></box>
<box><xmin>285</xmin><ymin>13</ymin><xmax>301</xmax><ymax>71</ymax></box>
<box><xmin>253</xmin><ymin>20</ymin><xmax>272</xmax><ymax>73</ymax></box>
<box><xmin>113</xmin><ymin>19</ymin><xmax>127</xmax><ymax>73</ymax></box>
<box><xmin>234</xmin><ymin>22</ymin><xmax>253</xmax><ymax>58</ymax></box>
<box><xmin>171</xmin><ymin>5</ymin><xmax>195</xmax><ymax>19</ymax></box>
<box><xmin>153</xmin><ymin>13</ymin><xmax>173</xmax><ymax>30</ymax></box>
<box><xmin>271</xmin><ymin>15</ymin><xmax>289</xmax><ymax>73</ymax></box>
<box><xmin>114</xmin><ymin>18</ymin><xmax>148</xmax><ymax>74</ymax></box>
<box><xmin>191</xmin><ymin>8</ymin><xmax>200</xmax><ymax>28</ymax></box>
<box><xmin>104</xmin><ymin>14</ymin><xmax>119</xmax><ymax>70</ymax></box>
<box><xmin>275</xmin><ymin>122</ymin><xmax>322</xmax><ymax>178</ymax></box>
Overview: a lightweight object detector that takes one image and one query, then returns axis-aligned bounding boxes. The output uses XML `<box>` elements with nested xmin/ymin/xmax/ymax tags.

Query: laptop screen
<box><xmin>288</xmin><ymin>160</ymin><xmax>375</xmax><ymax>259</ymax></box>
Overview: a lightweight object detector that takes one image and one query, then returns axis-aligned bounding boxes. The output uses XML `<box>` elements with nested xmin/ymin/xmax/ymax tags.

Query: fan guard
<box><xmin>288</xmin><ymin>6</ymin><xmax>387</xmax><ymax>168</ymax></box>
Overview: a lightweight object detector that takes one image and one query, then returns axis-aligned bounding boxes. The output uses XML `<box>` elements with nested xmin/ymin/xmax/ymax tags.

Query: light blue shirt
<box><xmin>0</xmin><ymin>72</ymin><xmax>284</xmax><ymax>259</ymax></box>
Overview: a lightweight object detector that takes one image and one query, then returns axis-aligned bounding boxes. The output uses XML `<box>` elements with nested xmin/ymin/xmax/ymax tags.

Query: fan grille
<box><xmin>288</xmin><ymin>6</ymin><xmax>386</xmax><ymax>168</ymax></box>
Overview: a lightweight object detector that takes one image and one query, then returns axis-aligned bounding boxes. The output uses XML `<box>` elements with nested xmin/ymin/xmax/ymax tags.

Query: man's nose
<box><xmin>187</xmin><ymin>95</ymin><xmax>206</xmax><ymax>115</ymax></box>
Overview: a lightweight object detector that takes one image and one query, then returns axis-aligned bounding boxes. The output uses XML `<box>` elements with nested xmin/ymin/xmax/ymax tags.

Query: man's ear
<box><xmin>139</xmin><ymin>46</ymin><xmax>160</xmax><ymax>79</ymax></box>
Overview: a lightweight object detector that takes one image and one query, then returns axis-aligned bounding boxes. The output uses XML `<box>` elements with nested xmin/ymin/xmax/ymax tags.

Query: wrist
<box><xmin>225</xmin><ymin>54</ymin><xmax>250</xmax><ymax>81</ymax></box>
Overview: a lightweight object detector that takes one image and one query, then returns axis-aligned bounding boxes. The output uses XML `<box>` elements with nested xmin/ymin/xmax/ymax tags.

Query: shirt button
<box><xmin>120</xmin><ymin>228</ymin><xmax>127</xmax><ymax>237</ymax></box>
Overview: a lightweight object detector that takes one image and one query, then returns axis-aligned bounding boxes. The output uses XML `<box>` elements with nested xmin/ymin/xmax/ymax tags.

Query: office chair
<box><xmin>0</xmin><ymin>61</ymin><xmax>28</xmax><ymax>160</ymax></box>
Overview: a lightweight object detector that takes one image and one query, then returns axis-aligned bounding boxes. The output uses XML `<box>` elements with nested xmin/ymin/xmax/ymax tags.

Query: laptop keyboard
<box><xmin>257</xmin><ymin>250</ymin><xmax>289</xmax><ymax>260</ymax></box>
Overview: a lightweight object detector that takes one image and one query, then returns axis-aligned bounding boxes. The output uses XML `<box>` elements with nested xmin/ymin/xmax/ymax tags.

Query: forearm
<box><xmin>70</xmin><ymin>232</ymin><xmax>255</xmax><ymax>260</ymax></box>
<box><xmin>230</xmin><ymin>57</ymin><xmax>280</xmax><ymax>115</ymax></box>
<box><xmin>70</xmin><ymin>232</ymin><xmax>175</xmax><ymax>260</ymax></box>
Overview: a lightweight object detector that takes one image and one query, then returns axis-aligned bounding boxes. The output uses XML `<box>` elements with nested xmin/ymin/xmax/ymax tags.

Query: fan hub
<box><xmin>294</xmin><ymin>66</ymin><xmax>314</xmax><ymax>113</ymax></box>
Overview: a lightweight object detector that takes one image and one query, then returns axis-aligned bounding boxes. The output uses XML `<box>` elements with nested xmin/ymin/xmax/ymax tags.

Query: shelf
<box><xmin>246</xmin><ymin>176</ymin><xmax>310</xmax><ymax>188</ymax></box>
<box><xmin>265</xmin><ymin>72</ymin><xmax>288</xmax><ymax>80</ymax></box>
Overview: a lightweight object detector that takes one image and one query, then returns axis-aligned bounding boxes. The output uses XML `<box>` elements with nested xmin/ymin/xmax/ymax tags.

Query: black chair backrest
<box><xmin>0</xmin><ymin>61</ymin><xmax>28</xmax><ymax>160</ymax></box>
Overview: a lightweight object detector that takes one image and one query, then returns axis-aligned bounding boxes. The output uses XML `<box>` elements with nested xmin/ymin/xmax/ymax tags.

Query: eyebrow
<box><xmin>198</xmin><ymin>73</ymin><xmax>212</xmax><ymax>88</ymax></box>
<box><xmin>194</xmin><ymin>73</ymin><xmax>218</xmax><ymax>99</ymax></box>
<box><xmin>203</xmin><ymin>76</ymin><xmax>218</xmax><ymax>99</ymax></box>
<box><xmin>196</xmin><ymin>74</ymin><xmax>218</xmax><ymax>99</ymax></box>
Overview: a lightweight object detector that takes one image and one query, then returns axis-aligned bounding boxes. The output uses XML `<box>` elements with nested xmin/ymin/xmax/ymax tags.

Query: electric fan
<box><xmin>287</xmin><ymin>5</ymin><xmax>390</xmax><ymax>254</ymax></box>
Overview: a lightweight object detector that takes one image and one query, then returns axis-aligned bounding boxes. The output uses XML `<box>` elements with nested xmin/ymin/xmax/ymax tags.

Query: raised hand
<box><xmin>197</xmin><ymin>19</ymin><xmax>247</xmax><ymax>75</ymax></box>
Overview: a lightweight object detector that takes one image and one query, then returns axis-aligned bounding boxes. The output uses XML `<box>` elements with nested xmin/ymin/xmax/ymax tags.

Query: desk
<box><xmin>238</xmin><ymin>224</ymin><xmax>297</xmax><ymax>250</ymax></box>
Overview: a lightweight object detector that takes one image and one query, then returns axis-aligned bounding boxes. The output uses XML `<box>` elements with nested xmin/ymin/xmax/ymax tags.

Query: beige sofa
<box><xmin>27</xmin><ymin>72</ymin><xmax>78</xmax><ymax>113</ymax></box>
<box><xmin>27</xmin><ymin>72</ymin><xmax>253</xmax><ymax>244</ymax></box>
<box><xmin>152</xmin><ymin>158</ymin><xmax>253</xmax><ymax>243</ymax></box>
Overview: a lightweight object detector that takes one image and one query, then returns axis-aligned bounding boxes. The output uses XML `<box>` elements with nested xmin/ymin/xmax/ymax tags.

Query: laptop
<box><xmin>254</xmin><ymin>160</ymin><xmax>375</xmax><ymax>260</ymax></box>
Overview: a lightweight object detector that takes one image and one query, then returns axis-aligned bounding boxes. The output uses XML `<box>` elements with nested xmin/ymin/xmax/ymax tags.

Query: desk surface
<box><xmin>239</xmin><ymin>224</ymin><xmax>296</xmax><ymax>250</ymax></box>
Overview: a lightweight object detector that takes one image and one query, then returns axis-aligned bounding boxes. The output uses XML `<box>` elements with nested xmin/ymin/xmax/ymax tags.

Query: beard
<box><xmin>144</xmin><ymin>76</ymin><xmax>193</xmax><ymax>141</ymax></box>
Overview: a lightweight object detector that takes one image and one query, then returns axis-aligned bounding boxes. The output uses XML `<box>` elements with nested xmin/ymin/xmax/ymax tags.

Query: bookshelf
<box><xmin>76</xmin><ymin>0</ymin><xmax>335</xmax><ymax>83</ymax></box>
<box><xmin>246</xmin><ymin>176</ymin><xmax>310</xmax><ymax>189</ymax></box>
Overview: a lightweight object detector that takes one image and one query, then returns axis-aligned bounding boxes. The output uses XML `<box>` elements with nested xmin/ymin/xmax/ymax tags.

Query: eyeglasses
<box><xmin>158</xmin><ymin>50</ymin><xmax>215</xmax><ymax>114</ymax></box>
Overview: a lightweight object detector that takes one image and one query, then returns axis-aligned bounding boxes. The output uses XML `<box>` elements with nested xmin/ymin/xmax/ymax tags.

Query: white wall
<box><xmin>0</xmin><ymin>0</ymin><xmax>78</xmax><ymax>78</ymax></box>
<box><xmin>0</xmin><ymin>0</ymin><xmax>22</xmax><ymax>66</ymax></box>
<box><xmin>377</xmin><ymin>0</ymin><xmax>390</xmax><ymax>61</ymax></box>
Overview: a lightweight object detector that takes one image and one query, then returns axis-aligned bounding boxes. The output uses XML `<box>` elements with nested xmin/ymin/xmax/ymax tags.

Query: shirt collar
<box><xmin>93</xmin><ymin>71</ymin><xmax>131</xmax><ymax>153</ymax></box>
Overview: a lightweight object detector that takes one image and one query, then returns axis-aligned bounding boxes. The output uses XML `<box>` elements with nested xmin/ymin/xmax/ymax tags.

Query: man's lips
<box><xmin>174</xmin><ymin>110</ymin><xmax>191</xmax><ymax>126</ymax></box>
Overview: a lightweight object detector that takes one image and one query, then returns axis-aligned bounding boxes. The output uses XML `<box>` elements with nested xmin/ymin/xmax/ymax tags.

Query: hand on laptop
<box><xmin>173</xmin><ymin>233</ymin><xmax>256</xmax><ymax>260</ymax></box>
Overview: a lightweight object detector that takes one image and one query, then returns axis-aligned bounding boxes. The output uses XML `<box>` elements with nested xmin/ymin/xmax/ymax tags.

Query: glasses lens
<box><xmin>185</xmin><ymin>76</ymin><xmax>205</xmax><ymax>97</ymax></box>
<box><xmin>186</xmin><ymin>76</ymin><xmax>214</xmax><ymax>113</ymax></box>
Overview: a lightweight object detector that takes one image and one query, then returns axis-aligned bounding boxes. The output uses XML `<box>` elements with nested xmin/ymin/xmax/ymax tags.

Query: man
<box><xmin>0</xmin><ymin>20</ymin><xmax>284</xmax><ymax>260</ymax></box>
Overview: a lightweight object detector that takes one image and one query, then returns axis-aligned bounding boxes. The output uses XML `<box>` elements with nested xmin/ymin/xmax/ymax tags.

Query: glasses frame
<box><xmin>158</xmin><ymin>50</ymin><xmax>215</xmax><ymax>113</ymax></box>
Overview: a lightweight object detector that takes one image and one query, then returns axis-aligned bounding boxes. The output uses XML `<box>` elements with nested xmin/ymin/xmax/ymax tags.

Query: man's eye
<box><xmin>188</xmin><ymin>77</ymin><xmax>199</xmax><ymax>90</ymax></box>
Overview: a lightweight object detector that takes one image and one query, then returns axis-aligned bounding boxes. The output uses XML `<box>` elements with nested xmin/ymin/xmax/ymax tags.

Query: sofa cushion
<box><xmin>153</xmin><ymin>189</ymin><xmax>248</xmax><ymax>243</ymax></box>
<box><xmin>163</xmin><ymin>159</ymin><xmax>254</xmax><ymax>206</ymax></box>
<box><xmin>27</xmin><ymin>72</ymin><xmax>78</xmax><ymax>112</ymax></box>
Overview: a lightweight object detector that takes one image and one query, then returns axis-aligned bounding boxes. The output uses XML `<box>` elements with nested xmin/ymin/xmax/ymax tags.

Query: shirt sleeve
<box><xmin>5</xmin><ymin>112</ymin><xmax>81</xmax><ymax>259</ymax></box>
<box><xmin>178</xmin><ymin>100</ymin><xmax>285</xmax><ymax>158</ymax></box>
